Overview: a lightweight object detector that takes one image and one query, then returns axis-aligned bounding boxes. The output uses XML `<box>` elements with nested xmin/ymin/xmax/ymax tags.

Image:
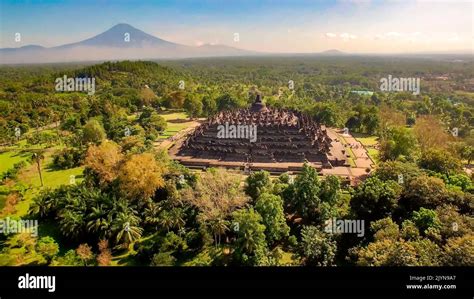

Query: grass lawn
<box><xmin>13</xmin><ymin>150</ymin><xmax>84</xmax><ymax>217</ymax></box>
<box><xmin>367</xmin><ymin>148</ymin><xmax>379</xmax><ymax>163</ymax></box>
<box><xmin>352</xmin><ymin>132</ymin><xmax>379</xmax><ymax>146</ymax></box>
<box><xmin>158</xmin><ymin>111</ymin><xmax>188</xmax><ymax>121</ymax></box>
<box><xmin>0</xmin><ymin>150</ymin><xmax>30</xmax><ymax>173</ymax></box>
<box><xmin>157</xmin><ymin>111</ymin><xmax>197</xmax><ymax>139</ymax></box>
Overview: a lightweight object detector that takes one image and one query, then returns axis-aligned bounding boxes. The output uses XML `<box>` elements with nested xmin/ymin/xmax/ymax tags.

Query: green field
<box><xmin>158</xmin><ymin>111</ymin><xmax>196</xmax><ymax>139</ymax></box>
<box><xmin>0</xmin><ymin>151</ymin><xmax>29</xmax><ymax>173</ymax></box>
<box><xmin>0</xmin><ymin>149</ymin><xmax>84</xmax><ymax>217</ymax></box>
<box><xmin>16</xmin><ymin>151</ymin><xmax>84</xmax><ymax>217</ymax></box>
<box><xmin>352</xmin><ymin>133</ymin><xmax>379</xmax><ymax>146</ymax></box>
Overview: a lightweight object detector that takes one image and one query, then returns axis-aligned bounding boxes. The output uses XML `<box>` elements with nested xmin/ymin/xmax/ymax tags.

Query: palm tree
<box><xmin>208</xmin><ymin>218</ymin><xmax>229</xmax><ymax>247</ymax></box>
<box><xmin>86</xmin><ymin>206</ymin><xmax>110</xmax><ymax>238</ymax></box>
<box><xmin>58</xmin><ymin>210</ymin><xmax>84</xmax><ymax>239</ymax></box>
<box><xmin>158</xmin><ymin>210</ymin><xmax>175</xmax><ymax>232</ymax></box>
<box><xmin>143</xmin><ymin>202</ymin><xmax>161</xmax><ymax>227</ymax></box>
<box><xmin>31</xmin><ymin>152</ymin><xmax>44</xmax><ymax>187</ymax></box>
<box><xmin>111</xmin><ymin>212</ymin><xmax>143</xmax><ymax>250</ymax></box>
<box><xmin>29</xmin><ymin>193</ymin><xmax>52</xmax><ymax>217</ymax></box>
<box><xmin>170</xmin><ymin>208</ymin><xmax>185</xmax><ymax>231</ymax></box>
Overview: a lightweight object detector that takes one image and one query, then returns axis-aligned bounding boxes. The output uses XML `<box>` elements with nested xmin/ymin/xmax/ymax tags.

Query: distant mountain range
<box><xmin>0</xmin><ymin>24</ymin><xmax>257</xmax><ymax>64</ymax></box>
<box><xmin>1</xmin><ymin>24</ymin><xmax>471</xmax><ymax>64</ymax></box>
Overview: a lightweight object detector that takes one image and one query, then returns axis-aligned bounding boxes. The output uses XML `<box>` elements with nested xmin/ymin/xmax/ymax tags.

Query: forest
<box><xmin>0</xmin><ymin>56</ymin><xmax>472</xmax><ymax>266</ymax></box>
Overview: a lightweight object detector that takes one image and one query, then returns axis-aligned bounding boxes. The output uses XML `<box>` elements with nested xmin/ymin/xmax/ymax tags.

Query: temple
<box><xmin>170</xmin><ymin>94</ymin><xmax>348</xmax><ymax>174</ymax></box>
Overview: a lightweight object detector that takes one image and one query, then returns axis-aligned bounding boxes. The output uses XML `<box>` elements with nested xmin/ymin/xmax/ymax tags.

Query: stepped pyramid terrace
<box><xmin>169</xmin><ymin>94</ymin><xmax>364</xmax><ymax>178</ymax></box>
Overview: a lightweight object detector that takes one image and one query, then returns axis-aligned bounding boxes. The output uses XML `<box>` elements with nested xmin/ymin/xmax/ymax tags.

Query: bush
<box><xmin>52</xmin><ymin>148</ymin><xmax>83</xmax><ymax>169</ymax></box>
<box><xmin>0</xmin><ymin>161</ymin><xmax>27</xmax><ymax>182</ymax></box>
<box><xmin>151</xmin><ymin>252</ymin><xmax>176</xmax><ymax>266</ymax></box>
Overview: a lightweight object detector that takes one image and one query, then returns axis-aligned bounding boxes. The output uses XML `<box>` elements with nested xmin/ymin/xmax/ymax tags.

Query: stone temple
<box><xmin>170</xmin><ymin>94</ymin><xmax>348</xmax><ymax>174</ymax></box>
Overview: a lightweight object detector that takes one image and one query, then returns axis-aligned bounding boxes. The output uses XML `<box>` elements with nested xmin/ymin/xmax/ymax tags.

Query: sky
<box><xmin>0</xmin><ymin>0</ymin><xmax>472</xmax><ymax>53</ymax></box>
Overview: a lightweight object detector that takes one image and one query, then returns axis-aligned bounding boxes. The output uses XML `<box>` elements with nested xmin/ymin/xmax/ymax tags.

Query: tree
<box><xmin>165</xmin><ymin>91</ymin><xmax>186</xmax><ymax>109</ymax></box>
<box><xmin>36</xmin><ymin>237</ymin><xmax>59</xmax><ymax>262</ymax></box>
<box><xmin>374</xmin><ymin>161</ymin><xmax>422</xmax><ymax>184</ymax></box>
<box><xmin>158</xmin><ymin>210</ymin><xmax>175</xmax><ymax>233</ymax></box>
<box><xmin>117</xmin><ymin>153</ymin><xmax>166</xmax><ymax>201</ymax></box>
<box><xmin>31</xmin><ymin>152</ymin><xmax>44</xmax><ymax>187</ymax></box>
<box><xmin>245</xmin><ymin>170</ymin><xmax>273</xmax><ymax>201</ymax></box>
<box><xmin>362</xmin><ymin>106</ymin><xmax>380</xmax><ymax>134</ymax></box>
<box><xmin>181</xmin><ymin>168</ymin><xmax>248</xmax><ymax>228</ymax></box>
<box><xmin>184</xmin><ymin>96</ymin><xmax>203</xmax><ymax>119</ymax></box>
<box><xmin>411</xmin><ymin>208</ymin><xmax>441</xmax><ymax>235</ymax></box>
<box><xmin>413</xmin><ymin>115</ymin><xmax>453</xmax><ymax>151</ymax></box>
<box><xmin>231</xmin><ymin>208</ymin><xmax>268</xmax><ymax>265</ymax></box>
<box><xmin>111</xmin><ymin>212</ymin><xmax>143</xmax><ymax>249</ymax></box>
<box><xmin>350</xmin><ymin>177</ymin><xmax>401</xmax><ymax>221</ymax></box>
<box><xmin>160</xmin><ymin>232</ymin><xmax>188</xmax><ymax>257</ymax></box>
<box><xmin>443</xmin><ymin>235</ymin><xmax>474</xmax><ymax>266</ymax></box>
<box><xmin>371</xmin><ymin>217</ymin><xmax>400</xmax><ymax>241</ymax></box>
<box><xmin>379</xmin><ymin>126</ymin><xmax>418</xmax><ymax>161</ymax></box>
<box><xmin>352</xmin><ymin>220</ymin><xmax>442</xmax><ymax>266</ymax></box>
<box><xmin>151</xmin><ymin>252</ymin><xmax>176</xmax><ymax>266</ymax></box>
<box><xmin>51</xmin><ymin>250</ymin><xmax>82</xmax><ymax>266</ymax></box>
<box><xmin>319</xmin><ymin>175</ymin><xmax>341</xmax><ymax>205</ymax></box>
<box><xmin>459</xmin><ymin>144</ymin><xmax>473</xmax><ymax>165</ymax></box>
<box><xmin>216</xmin><ymin>93</ymin><xmax>243</xmax><ymax>111</ymax></box>
<box><xmin>292</xmin><ymin>163</ymin><xmax>321</xmax><ymax>219</ymax></box>
<box><xmin>138</xmin><ymin>107</ymin><xmax>167</xmax><ymax>135</ymax></box>
<box><xmin>76</xmin><ymin>244</ymin><xmax>95</xmax><ymax>266</ymax></box>
<box><xmin>140</xmin><ymin>87</ymin><xmax>158</xmax><ymax>107</ymax></box>
<box><xmin>82</xmin><ymin>119</ymin><xmax>106</xmax><ymax>144</ymax></box>
<box><xmin>97</xmin><ymin>239</ymin><xmax>112</xmax><ymax>266</ymax></box>
<box><xmin>419</xmin><ymin>149</ymin><xmax>462</xmax><ymax>175</ymax></box>
<box><xmin>202</xmin><ymin>96</ymin><xmax>217</xmax><ymax>117</ymax></box>
<box><xmin>379</xmin><ymin>106</ymin><xmax>405</xmax><ymax>138</ymax></box>
<box><xmin>400</xmin><ymin>175</ymin><xmax>448</xmax><ymax>212</ymax></box>
<box><xmin>255</xmin><ymin>193</ymin><xmax>290</xmax><ymax>245</ymax></box>
<box><xmin>208</xmin><ymin>217</ymin><xmax>229</xmax><ymax>247</ymax></box>
<box><xmin>299</xmin><ymin>226</ymin><xmax>336</xmax><ymax>266</ymax></box>
<box><xmin>84</xmin><ymin>141</ymin><xmax>123</xmax><ymax>187</ymax></box>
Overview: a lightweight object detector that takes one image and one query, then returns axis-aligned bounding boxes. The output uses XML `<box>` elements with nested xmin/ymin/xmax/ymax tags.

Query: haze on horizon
<box><xmin>0</xmin><ymin>0</ymin><xmax>472</xmax><ymax>54</ymax></box>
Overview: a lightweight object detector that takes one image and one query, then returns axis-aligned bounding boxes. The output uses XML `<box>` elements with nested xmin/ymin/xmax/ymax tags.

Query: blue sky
<box><xmin>0</xmin><ymin>0</ymin><xmax>472</xmax><ymax>53</ymax></box>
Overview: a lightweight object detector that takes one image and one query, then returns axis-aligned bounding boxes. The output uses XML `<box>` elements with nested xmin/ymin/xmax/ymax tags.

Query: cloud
<box><xmin>325</xmin><ymin>32</ymin><xmax>337</xmax><ymax>38</ymax></box>
<box><xmin>340</xmin><ymin>33</ymin><xmax>357</xmax><ymax>41</ymax></box>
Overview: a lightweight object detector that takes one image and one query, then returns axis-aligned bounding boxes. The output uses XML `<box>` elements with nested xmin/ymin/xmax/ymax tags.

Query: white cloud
<box><xmin>325</xmin><ymin>32</ymin><xmax>337</xmax><ymax>38</ymax></box>
<box><xmin>340</xmin><ymin>33</ymin><xmax>357</xmax><ymax>41</ymax></box>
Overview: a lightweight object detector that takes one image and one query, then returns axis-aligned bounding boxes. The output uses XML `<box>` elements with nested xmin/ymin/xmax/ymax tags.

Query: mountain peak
<box><xmin>0</xmin><ymin>23</ymin><xmax>254</xmax><ymax>63</ymax></box>
<box><xmin>108</xmin><ymin>23</ymin><xmax>139</xmax><ymax>31</ymax></box>
<box><xmin>320</xmin><ymin>49</ymin><xmax>345</xmax><ymax>55</ymax></box>
<box><xmin>58</xmin><ymin>23</ymin><xmax>176</xmax><ymax>49</ymax></box>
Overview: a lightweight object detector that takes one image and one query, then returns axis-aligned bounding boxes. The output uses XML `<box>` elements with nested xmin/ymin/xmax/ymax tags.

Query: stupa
<box><xmin>170</xmin><ymin>94</ymin><xmax>348</xmax><ymax>174</ymax></box>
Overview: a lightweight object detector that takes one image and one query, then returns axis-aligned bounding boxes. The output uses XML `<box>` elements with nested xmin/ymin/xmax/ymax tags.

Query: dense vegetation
<box><xmin>0</xmin><ymin>56</ymin><xmax>472</xmax><ymax>266</ymax></box>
